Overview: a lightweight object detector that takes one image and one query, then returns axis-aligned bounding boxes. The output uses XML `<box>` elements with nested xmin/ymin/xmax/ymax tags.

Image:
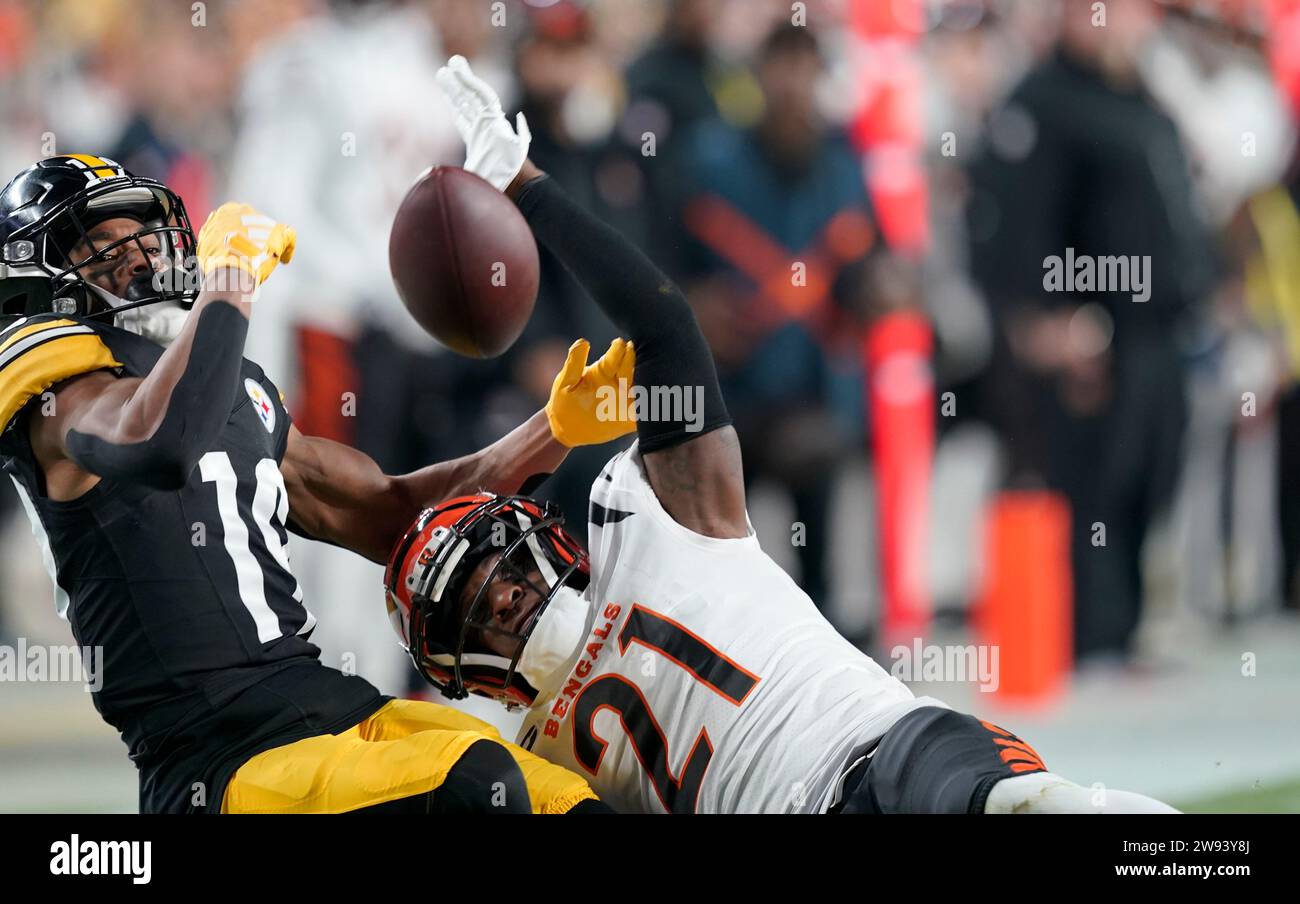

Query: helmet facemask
<box><xmin>401</xmin><ymin>496</ymin><xmax>590</xmax><ymax>709</ymax></box>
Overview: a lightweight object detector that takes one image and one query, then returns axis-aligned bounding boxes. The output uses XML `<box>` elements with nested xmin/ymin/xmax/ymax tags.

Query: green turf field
<box><xmin>1176</xmin><ymin>775</ymin><xmax>1300</xmax><ymax>813</ymax></box>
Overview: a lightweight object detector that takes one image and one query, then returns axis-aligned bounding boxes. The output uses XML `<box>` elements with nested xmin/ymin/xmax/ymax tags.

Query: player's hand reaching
<box><xmin>435</xmin><ymin>54</ymin><xmax>531</xmax><ymax>193</ymax></box>
<box><xmin>196</xmin><ymin>202</ymin><xmax>296</xmax><ymax>288</ymax></box>
<box><xmin>546</xmin><ymin>338</ymin><xmax>636</xmax><ymax>447</ymax></box>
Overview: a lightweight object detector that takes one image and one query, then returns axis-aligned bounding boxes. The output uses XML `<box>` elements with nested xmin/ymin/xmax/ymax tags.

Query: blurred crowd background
<box><xmin>3</xmin><ymin>0</ymin><xmax>1300</xmax><ymax>809</ymax></box>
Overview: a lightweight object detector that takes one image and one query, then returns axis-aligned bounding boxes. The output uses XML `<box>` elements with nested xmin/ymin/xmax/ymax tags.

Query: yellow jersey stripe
<box><xmin>0</xmin><ymin>318</ymin><xmax>84</xmax><ymax>355</ymax></box>
<box><xmin>0</xmin><ymin>330</ymin><xmax>122</xmax><ymax>429</ymax></box>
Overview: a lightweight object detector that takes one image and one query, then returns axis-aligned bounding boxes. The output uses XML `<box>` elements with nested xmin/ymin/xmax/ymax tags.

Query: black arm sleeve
<box><xmin>65</xmin><ymin>301</ymin><xmax>250</xmax><ymax>490</ymax></box>
<box><xmin>515</xmin><ymin>175</ymin><xmax>730</xmax><ymax>452</ymax></box>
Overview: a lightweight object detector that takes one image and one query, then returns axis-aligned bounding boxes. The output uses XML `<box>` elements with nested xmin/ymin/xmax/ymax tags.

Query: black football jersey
<box><xmin>0</xmin><ymin>313</ymin><xmax>387</xmax><ymax>812</ymax></box>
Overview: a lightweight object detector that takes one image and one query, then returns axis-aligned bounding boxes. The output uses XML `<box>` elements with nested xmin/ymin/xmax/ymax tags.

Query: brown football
<box><xmin>388</xmin><ymin>166</ymin><xmax>539</xmax><ymax>358</ymax></box>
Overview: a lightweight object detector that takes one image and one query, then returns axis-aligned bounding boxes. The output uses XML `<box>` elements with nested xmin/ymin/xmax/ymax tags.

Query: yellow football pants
<box><xmin>221</xmin><ymin>698</ymin><xmax>598</xmax><ymax>814</ymax></box>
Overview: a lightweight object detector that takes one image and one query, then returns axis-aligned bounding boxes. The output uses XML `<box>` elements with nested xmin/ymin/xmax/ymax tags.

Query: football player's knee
<box><xmin>430</xmin><ymin>738</ymin><xmax>532</xmax><ymax>814</ymax></box>
<box><xmin>848</xmin><ymin>707</ymin><xmax>1032</xmax><ymax>815</ymax></box>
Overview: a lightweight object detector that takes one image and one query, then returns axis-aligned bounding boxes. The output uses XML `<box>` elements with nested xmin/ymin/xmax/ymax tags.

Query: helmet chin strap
<box><xmin>85</xmin><ymin>277</ymin><xmax>190</xmax><ymax>346</ymax></box>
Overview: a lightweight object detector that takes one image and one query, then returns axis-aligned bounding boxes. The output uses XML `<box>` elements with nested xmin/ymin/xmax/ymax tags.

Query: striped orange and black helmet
<box><xmin>385</xmin><ymin>493</ymin><xmax>589</xmax><ymax>707</ymax></box>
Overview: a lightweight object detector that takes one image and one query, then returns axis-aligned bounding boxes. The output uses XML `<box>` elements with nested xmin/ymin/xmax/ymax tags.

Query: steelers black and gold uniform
<box><xmin>0</xmin><ymin>312</ymin><xmax>600</xmax><ymax>814</ymax></box>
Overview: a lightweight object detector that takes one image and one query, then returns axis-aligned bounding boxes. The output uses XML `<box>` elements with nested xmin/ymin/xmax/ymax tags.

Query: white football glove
<box><xmin>435</xmin><ymin>54</ymin><xmax>531</xmax><ymax>193</ymax></box>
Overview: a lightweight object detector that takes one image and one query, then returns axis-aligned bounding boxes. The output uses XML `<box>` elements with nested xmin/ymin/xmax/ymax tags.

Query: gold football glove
<box><xmin>196</xmin><ymin>202</ymin><xmax>296</xmax><ymax>286</ymax></box>
<box><xmin>546</xmin><ymin>338</ymin><xmax>636</xmax><ymax>447</ymax></box>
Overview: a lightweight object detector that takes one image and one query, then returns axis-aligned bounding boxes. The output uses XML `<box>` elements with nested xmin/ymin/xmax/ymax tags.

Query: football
<box><xmin>388</xmin><ymin>166</ymin><xmax>539</xmax><ymax>358</ymax></box>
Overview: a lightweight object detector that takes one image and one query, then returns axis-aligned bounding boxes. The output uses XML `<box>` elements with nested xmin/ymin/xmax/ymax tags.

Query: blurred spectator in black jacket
<box><xmin>623</xmin><ymin>0</ymin><xmax>726</xmax><ymax>269</ymax></box>
<box><xmin>966</xmin><ymin>0</ymin><xmax>1217</xmax><ymax>662</ymax></box>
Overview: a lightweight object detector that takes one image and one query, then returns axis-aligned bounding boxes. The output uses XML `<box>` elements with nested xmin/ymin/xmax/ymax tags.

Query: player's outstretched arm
<box><xmin>438</xmin><ymin>54</ymin><xmax>746</xmax><ymax>538</ymax></box>
<box><xmin>280</xmin><ymin>336</ymin><xmax>634</xmax><ymax>563</ymax></box>
<box><xmin>511</xmin><ymin>165</ymin><xmax>747</xmax><ymax>537</ymax></box>
<box><xmin>281</xmin><ymin>412</ymin><xmax>563</xmax><ymax>563</ymax></box>
<box><xmin>31</xmin><ymin>204</ymin><xmax>295</xmax><ymax>493</ymax></box>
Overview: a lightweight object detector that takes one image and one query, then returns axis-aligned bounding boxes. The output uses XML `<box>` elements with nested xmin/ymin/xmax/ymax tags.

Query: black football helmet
<box><xmin>0</xmin><ymin>154</ymin><xmax>198</xmax><ymax>323</ymax></box>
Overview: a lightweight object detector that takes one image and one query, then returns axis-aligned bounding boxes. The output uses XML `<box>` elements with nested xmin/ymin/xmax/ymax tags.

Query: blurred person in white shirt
<box><xmin>222</xmin><ymin>0</ymin><xmax>517</xmax><ymax>717</ymax></box>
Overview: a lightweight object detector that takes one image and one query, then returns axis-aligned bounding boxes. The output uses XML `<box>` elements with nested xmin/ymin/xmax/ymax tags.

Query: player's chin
<box><xmin>477</xmin><ymin>625</ymin><xmax>527</xmax><ymax>661</ymax></box>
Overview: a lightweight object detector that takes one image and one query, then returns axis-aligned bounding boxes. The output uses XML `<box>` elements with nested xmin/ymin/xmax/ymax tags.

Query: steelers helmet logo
<box><xmin>62</xmin><ymin>153</ymin><xmax>128</xmax><ymax>186</ymax></box>
<box><xmin>244</xmin><ymin>378</ymin><xmax>276</xmax><ymax>433</ymax></box>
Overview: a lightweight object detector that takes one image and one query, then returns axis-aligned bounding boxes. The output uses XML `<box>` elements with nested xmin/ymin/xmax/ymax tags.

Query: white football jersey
<box><xmin>518</xmin><ymin>442</ymin><xmax>946</xmax><ymax>813</ymax></box>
